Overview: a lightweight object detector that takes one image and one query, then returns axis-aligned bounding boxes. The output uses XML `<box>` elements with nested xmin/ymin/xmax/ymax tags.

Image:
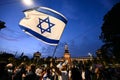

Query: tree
<box><xmin>99</xmin><ymin>2</ymin><xmax>120</xmax><ymax>63</ymax></box>
<box><xmin>0</xmin><ymin>52</ymin><xmax>15</xmax><ymax>63</ymax></box>
<box><xmin>0</xmin><ymin>20</ymin><xmax>6</xmax><ymax>30</ymax></box>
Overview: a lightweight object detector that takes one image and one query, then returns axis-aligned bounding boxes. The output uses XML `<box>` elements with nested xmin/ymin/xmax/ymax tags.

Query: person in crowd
<box><xmin>35</xmin><ymin>66</ymin><xmax>43</xmax><ymax>79</ymax></box>
<box><xmin>42</xmin><ymin>67</ymin><xmax>53</xmax><ymax>80</ymax></box>
<box><xmin>61</xmin><ymin>65</ymin><xmax>69</xmax><ymax>80</ymax></box>
<box><xmin>24</xmin><ymin>64</ymin><xmax>39</xmax><ymax>80</ymax></box>
<box><xmin>13</xmin><ymin>62</ymin><xmax>27</xmax><ymax>80</ymax></box>
<box><xmin>55</xmin><ymin>67</ymin><xmax>62</xmax><ymax>80</ymax></box>
<box><xmin>71</xmin><ymin>65</ymin><xmax>82</xmax><ymax>80</ymax></box>
<box><xmin>6</xmin><ymin>63</ymin><xmax>14</xmax><ymax>80</ymax></box>
<box><xmin>85</xmin><ymin>66</ymin><xmax>91</xmax><ymax>80</ymax></box>
<box><xmin>0</xmin><ymin>61</ymin><xmax>9</xmax><ymax>80</ymax></box>
<box><xmin>81</xmin><ymin>66</ymin><xmax>86</xmax><ymax>80</ymax></box>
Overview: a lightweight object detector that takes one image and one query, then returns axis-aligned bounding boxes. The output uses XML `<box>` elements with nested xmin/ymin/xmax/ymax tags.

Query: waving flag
<box><xmin>19</xmin><ymin>7</ymin><xmax>67</xmax><ymax>45</ymax></box>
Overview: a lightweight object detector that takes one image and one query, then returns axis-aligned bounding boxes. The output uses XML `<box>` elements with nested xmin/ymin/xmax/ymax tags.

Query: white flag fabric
<box><xmin>19</xmin><ymin>7</ymin><xmax>67</xmax><ymax>45</ymax></box>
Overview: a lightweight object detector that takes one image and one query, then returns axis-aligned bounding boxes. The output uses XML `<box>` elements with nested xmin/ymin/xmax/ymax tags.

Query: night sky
<box><xmin>0</xmin><ymin>0</ymin><xmax>119</xmax><ymax>58</ymax></box>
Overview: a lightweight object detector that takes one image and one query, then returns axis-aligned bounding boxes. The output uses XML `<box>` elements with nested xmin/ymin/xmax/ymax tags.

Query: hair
<box><xmin>30</xmin><ymin>64</ymin><xmax>36</xmax><ymax>72</ymax></box>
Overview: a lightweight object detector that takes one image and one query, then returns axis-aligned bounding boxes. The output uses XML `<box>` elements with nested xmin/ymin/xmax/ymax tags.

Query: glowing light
<box><xmin>22</xmin><ymin>0</ymin><xmax>34</xmax><ymax>6</ymax></box>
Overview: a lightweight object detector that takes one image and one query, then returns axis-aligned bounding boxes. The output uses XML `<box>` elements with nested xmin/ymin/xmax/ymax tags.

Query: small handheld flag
<box><xmin>19</xmin><ymin>7</ymin><xmax>67</xmax><ymax>45</ymax></box>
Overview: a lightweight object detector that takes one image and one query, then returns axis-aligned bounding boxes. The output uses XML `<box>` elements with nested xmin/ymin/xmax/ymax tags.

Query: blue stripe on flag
<box><xmin>20</xmin><ymin>26</ymin><xmax>59</xmax><ymax>45</ymax></box>
<box><xmin>36</xmin><ymin>8</ymin><xmax>67</xmax><ymax>24</ymax></box>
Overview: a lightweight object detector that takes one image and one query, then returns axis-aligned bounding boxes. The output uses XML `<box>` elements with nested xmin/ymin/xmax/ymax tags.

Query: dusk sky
<box><xmin>0</xmin><ymin>0</ymin><xmax>119</xmax><ymax>58</ymax></box>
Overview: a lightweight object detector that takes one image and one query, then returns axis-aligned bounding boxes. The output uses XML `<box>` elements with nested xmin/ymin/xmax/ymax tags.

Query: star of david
<box><xmin>37</xmin><ymin>17</ymin><xmax>55</xmax><ymax>34</ymax></box>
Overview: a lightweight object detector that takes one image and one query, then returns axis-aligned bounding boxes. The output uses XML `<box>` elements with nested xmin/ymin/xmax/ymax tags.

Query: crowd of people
<box><xmin>0</xmin><ymin>60</ymin><xmax>120</xmax><ymax>80</ymax></box>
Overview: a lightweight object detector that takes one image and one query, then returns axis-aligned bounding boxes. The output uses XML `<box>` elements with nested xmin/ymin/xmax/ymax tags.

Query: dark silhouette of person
<box><xmin>0</xmin><ymin>61</ymin><xmax>9</xmax><ymax>80</ymax></box>
<box><xmin>24</xmin><ymin>64</ymin><xmax>39</xmax><ymax>80</ymax></box>
<box><xmin>13</xmin><ymin>62</ymin><xmax>27</xmax><ymax>80</ymax></box>
<box><xmin>71</xmin><ymin>66</ymin><xmax>82</xmax><ymax>80</ymax></box>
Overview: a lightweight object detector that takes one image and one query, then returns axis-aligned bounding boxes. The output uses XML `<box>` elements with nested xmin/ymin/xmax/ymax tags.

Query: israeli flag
<box><xmin>19</xmin><ymin>7</ymin><xmax>67</xmax><ymax>45</ymax></box>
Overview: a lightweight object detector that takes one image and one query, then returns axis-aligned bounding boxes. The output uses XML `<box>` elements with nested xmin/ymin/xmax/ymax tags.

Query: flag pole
<box><xmin>52</xmin><ymin>45</ymin><xmax>58</xmax><ymax>58</ymax></box>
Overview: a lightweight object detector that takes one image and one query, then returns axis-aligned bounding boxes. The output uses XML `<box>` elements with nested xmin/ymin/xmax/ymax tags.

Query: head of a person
<box><xmin>30</xmin><ymin>64</ymin><xmax>36</xmax><ymax>72</ymax></box>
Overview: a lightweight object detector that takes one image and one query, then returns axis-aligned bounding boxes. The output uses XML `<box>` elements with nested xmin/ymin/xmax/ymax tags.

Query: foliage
<box><xmin>99</xmin><ymin>2</ymin><xmax>120</xmax><ymax>63</ymax></box>
<box><xmin>0</xmin><ymin>20</ymin><xmax>6</xmax><ymax>30</ymax></box>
